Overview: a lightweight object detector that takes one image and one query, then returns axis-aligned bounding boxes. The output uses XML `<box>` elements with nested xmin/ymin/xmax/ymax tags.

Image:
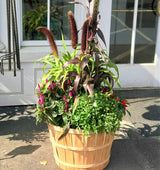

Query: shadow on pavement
<box><xmin>0</xmin><ymin>145</ymin><xmax>41</xmax><ymax>160</ymax></box>
<box><xmin>0</xmin><ymin>116</ymin><xmax>48</xmax><ymax>142</ymax></box>
<box><xmin>136</xmin><ymin>105</ymin><xmax>160</xmax><ymax>137</ymax></box>
<box><xmin>105</xmin><ymin>129</ymin><xmax>160</xmax><ymax>170</ymax></box>
<box><xmin>137</xmin><ymin>123</ymin><xmax>160</xmax><ymax>137</ymax></box>
<box><xmin>0</xmin><ymin>105</ymin><xmax>48</xmax><ymax>143</ymax></box>
<box><xmin>0</xmin><ymin>105</ymin><xmax>35</xmax><ymax>120</ymax></box>
<box><xmin>142</xmin><ymin>105</ymin><xmax>160</xmax><ymax>121</ymax></box>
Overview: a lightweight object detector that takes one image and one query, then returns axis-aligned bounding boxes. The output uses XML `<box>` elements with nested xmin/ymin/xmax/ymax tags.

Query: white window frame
<box><xmin>130</xmin><ymin>0</ymin><xmax>138</xmax><ymax>64</ymax></box>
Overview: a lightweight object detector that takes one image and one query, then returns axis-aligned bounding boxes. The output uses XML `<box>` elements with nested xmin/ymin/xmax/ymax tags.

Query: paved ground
<box><xmin>0</xmin><ymin>88</ymin><xmax>160</xmax><ymax>170</ymax></box>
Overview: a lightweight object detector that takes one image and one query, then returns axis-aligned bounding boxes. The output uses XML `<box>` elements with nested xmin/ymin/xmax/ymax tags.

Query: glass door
<box><xmin>110</xmin><ymin>0</ymin><xmax>158</xmax><ymax>64</ymax></box>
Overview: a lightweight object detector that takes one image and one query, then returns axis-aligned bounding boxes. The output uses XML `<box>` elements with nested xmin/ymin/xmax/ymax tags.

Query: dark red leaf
<box><xmin>94</xmin><ymin>52</ymin><xmax>99</xmax><ymax>84</ymax></box>
<box><xmin>83</xmin><ymin>83</ymin><xmax>88</xmax><ymax>94</ymax></box>
<box><xmin>68</xmin><ymin>71</ymin><xmax>78</xmax><ymax>78</ymax></box>
<box><xmin>80</xmin><ymin>55</ymin><xmax>91</xmax><ymax>70</ymax></box>
<box><xmin>74</xmin><ymin>75</ymin><xmax>80</xmax><ymax>94</ymax></box>
<box><xmin>63</xmin><ymin>58</ymin><xmax>81</xmax><ymax>71</ymax></box>
<box><xmin>97</xmin><ymin>28</ymin><xmax>107</xmax><ymax>48</ymax></box>
<box><xmin>83</xmin><ymin>76</ymin><xmax>94</xmax><ymax>98</ymax></box>
<box><xmin>99</xmin><ymin>73</ymin><xmax>114</xmax><ymax>89</ymax></box>
<box><xmin>87</xmin><ymin>83</ymin><xmax>94</xmax><ymax>98</ymax></box>
<box><xmin>96</xmin><ymin>42</ymin><xmax>107</xmax><ymax>64</ymax></box>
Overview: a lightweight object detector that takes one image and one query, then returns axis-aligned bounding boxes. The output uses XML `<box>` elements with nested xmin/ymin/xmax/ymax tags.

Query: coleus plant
<box><xmin>35</xmin><ymin>0</ymin><xmax>128</xmax><ymax>137</ymax></box>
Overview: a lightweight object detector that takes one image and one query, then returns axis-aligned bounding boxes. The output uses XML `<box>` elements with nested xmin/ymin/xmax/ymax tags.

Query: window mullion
<box><xmin>47</xmin><ymin>0</ymin><xmax>50</xmax><ymax>30</ymax></box>
<box><xmin>130</xmin><ymin>0</ymin><xmax>138</xmax><ymax>64</ymax></box>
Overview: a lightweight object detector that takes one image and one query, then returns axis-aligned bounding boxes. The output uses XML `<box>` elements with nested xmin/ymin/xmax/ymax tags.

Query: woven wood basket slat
<box><xmin>48</xmin><ymin>124</ymin><xmax>114</xmax><ymax>170</ymax></box>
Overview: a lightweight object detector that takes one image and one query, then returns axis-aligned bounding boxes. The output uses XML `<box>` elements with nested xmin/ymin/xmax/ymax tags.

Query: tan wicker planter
<box><xmin>48</xmin><ymin>123</ymin><xmax>114</xmax><ymax>170</ymax></box>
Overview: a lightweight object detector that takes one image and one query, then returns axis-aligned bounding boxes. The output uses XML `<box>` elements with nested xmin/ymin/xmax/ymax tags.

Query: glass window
<box><xmin>110</xmin><ymin>0</ymin><xmax>158</xmax><ymax>64</ymax></box>
<box><xmin>110</xmin><ymin>0</ymin><xmax>134</xmax><ymax>64</ymax></box>
<box><xmin>22</xmin><ymin>0</ymin><xmax>74</xmax><ymax>41</ymax></box>
<box><xmin>22</xmin><ymin>0</ymin><xmax>47</xmax><ymax>40</ymax></box>
<box><xmin>134</xmin><ymin>0</ymin><xmax>158</xmax><ymax>63</ymax></box>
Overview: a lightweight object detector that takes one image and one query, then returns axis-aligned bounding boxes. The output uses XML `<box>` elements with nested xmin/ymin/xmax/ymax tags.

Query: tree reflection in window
<box><xmin>23</xmin><ymin>0</ymin><xmax>74</xmax><ymax>40</ymax></box>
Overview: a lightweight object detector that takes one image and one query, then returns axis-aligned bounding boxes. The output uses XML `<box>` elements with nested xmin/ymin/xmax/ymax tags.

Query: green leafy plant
<box><xmin>69</xmin><ymin>89</ymin><xmax>128</xmax><ymax>135</ymax></box>
<box><xmin>35</xmin><ymin>0</ymin><xmax>129</xmax><ymax>137</ymax></box>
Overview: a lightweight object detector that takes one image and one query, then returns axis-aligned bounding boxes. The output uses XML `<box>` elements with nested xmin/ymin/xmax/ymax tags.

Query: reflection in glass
<box><xmin>110</xmin><ymin>0</ymin><xmax>134</xmax><ymax>64</ymax></box>
<box><xmin>50</xmin><ymin>0</ymin><xmax>74</xmax><ymax>40</ymax></box>
<box><xmin>22</xmin><ymin>0</ymin><xmax>74</xmax><ymax>40</ymax></box>
<box><xmin>23</xmin><ymin>0</ymin><xmax>47</xmax><ymax>40</ymax></box>
<box><xmin>134</xmin><ymin>0</ymin><xmax>158</xmax><ymax>63</ymax></box>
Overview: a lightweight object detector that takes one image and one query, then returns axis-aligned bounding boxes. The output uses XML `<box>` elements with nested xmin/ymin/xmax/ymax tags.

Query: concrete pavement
<box><xmin>0</xmin><ymin>88</ymin><xmax>160</xmax><ymax>170</ymax></box>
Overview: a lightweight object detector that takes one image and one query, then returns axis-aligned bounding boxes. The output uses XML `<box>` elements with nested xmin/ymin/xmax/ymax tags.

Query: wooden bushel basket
<box><xmin>48</xmin><ymin>124</ymin><xmax>114</xmax><ymax>170</ymax></box>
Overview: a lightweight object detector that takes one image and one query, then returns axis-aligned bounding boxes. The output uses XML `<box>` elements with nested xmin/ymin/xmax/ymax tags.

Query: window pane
<box><xmin>22</xmin><ymin>0</ymin><xmax>74</xmax><ymax>41</ymax></box>
<box><xmin>23</xmin><ymin>0</ymin><xmax>47</xmax><ymax>40</ymax></box>
<box><xmin>134</xmin><ymin>0</ymin><xmax>158</xmax><ymax>63</ymax></box>
<box><xmin>110</xmin><ymin>0</ymin><xmax>134</xmax><ymax>64</ymax></box>
<box><xmin>50</xmin><ymin>0</ymin><xmax>74</xmax><ymax>40</ymax></box>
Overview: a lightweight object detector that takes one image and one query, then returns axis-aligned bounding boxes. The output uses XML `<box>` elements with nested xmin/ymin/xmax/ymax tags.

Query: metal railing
<box><xmin>0</xmin><ymin>0</ymin><xmax>21</xmax><ymax>76</ymax></box>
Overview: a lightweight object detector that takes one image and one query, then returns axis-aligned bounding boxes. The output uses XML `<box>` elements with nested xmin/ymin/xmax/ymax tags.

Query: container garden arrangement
<box><xmin>35</xmin><ymin>0</ymin><xmax>129</xmax><ymax>169</ymax></box>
